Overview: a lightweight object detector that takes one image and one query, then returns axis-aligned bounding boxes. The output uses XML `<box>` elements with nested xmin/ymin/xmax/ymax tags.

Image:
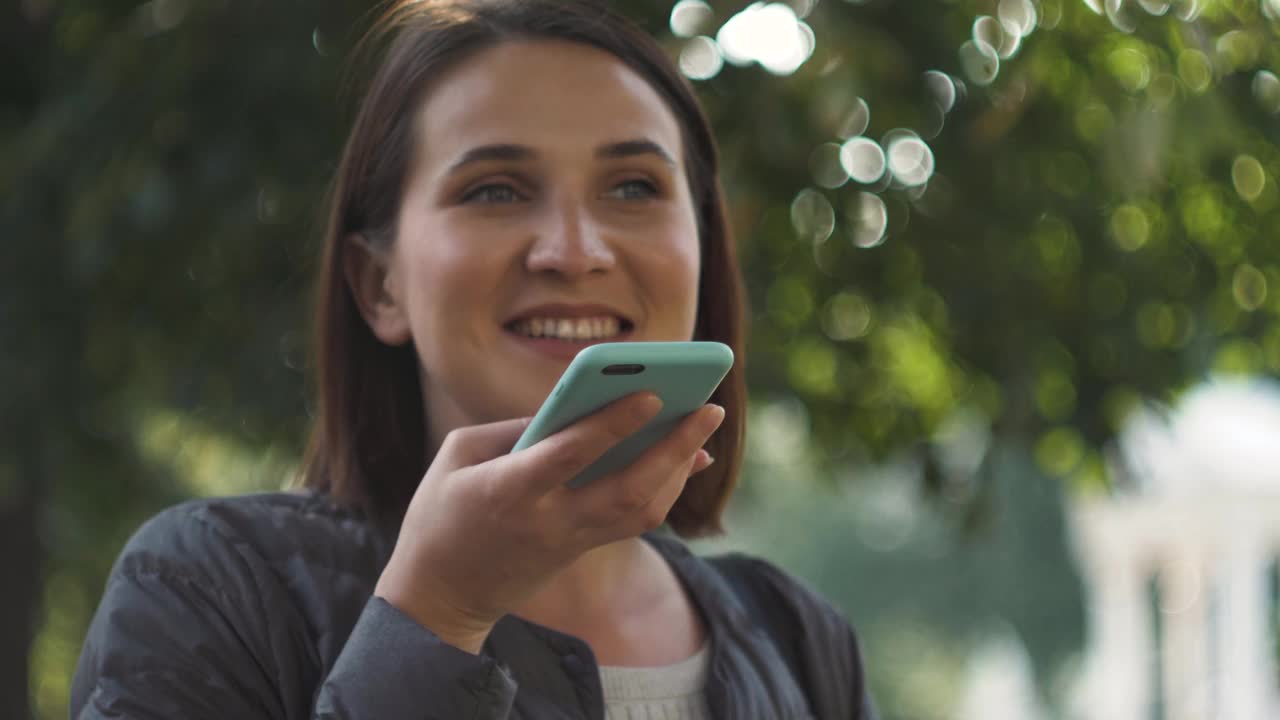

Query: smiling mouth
<box><xmin>505</xmin><ymin>315</ymin><xmax>634</xmax><ymax>341</ymax></box>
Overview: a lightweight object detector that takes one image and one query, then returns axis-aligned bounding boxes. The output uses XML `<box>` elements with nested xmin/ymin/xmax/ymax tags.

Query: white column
<box><xmin>1075</xmin><ymin>507</ymin><xmax>1151</xmax><ymax>720</ymax></box>
<box><xmin>1216</xmin><ymin>509</ymin><xmax>1275</xmax><ymax>720</ymax></box>
<box><xmin>1160</xmin><ymin>551</ymin><xmax>1210</xmax><ymax>720</ymax></box>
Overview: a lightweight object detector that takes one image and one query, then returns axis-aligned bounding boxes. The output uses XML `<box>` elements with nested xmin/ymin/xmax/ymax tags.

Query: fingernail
<box><xmin>691</xmin><ymin>449</ymin><xmax>715</xmax><ymax>475</ymax></box>
<box><xmin>705</xmin><ymin>404</ymin><xmax>725</xmax><ymax>429</ymax></box>
<box><xmin>641</xmin><ymin>393</ymin><xmax>665</xmax><ymax>416</ymax></box>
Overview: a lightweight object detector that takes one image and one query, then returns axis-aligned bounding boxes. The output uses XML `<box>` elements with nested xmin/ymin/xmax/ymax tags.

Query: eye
<box><xmin>605</xmin><ymin>179</ymin><xmax>659</xmax><ymax>201</ymax></box>
<box><xmin>461</xmin><ymin>183</ymin><xmax>524</xmax><ymax>204</ymax></box>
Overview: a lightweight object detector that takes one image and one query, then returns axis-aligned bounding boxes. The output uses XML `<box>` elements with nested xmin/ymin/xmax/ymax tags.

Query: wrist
<box><xmin>375</xmin><ymin>567</ymin><xmax>494</xmax><ymax>655</ymax></box>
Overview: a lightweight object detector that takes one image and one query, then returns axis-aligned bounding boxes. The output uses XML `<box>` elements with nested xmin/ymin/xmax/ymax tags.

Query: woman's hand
<box><xmin>373</xmin><ymin>393</ymin><xmax>724</xmax><ymax>653</ymax></box>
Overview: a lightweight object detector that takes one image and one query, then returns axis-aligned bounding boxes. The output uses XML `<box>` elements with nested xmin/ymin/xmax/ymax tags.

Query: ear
<box><xmin>343</xmin><ymin>233</ymin><xmax>412</xmax><ymax>346</ymax></box>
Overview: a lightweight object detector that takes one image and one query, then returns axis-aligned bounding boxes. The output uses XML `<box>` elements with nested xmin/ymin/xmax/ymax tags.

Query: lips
<box><xmin>503</xmin><ymin>303</ymin><xmax>636</xmax><ymax>340</ymax></box>
<box><xmin>502</xmin><ymin>303</ymin><xmax>636</xmax><ymax>360</ymax></box>
<box><xmin>510</xmin><ymin>315</ymin><xmax>623</xmax><ymax>340</ymax></box>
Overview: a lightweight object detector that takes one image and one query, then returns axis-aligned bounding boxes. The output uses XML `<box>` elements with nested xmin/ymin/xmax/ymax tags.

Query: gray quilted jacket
<box><xmin>71</xmin><ymin>491</ymin><xmax>876</xmax><ymax>719</ymax></box>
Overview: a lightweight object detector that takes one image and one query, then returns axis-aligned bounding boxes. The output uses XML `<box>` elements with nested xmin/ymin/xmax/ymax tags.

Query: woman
<box><xmin>71</xmin><ymin>1</ymin><xmax>876</xmax><ymax>718</ymax></box>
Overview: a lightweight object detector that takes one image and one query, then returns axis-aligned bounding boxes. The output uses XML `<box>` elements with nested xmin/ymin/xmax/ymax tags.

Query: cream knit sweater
<box><xmin>599</xmin><ymin>643</ymin><xmax>712</xmax><ymax>720</ymax></box>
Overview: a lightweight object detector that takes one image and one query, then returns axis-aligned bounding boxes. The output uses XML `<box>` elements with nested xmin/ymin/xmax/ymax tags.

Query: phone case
<box><xmin>510</xmin><ymin>341</ymin><xmax>734</xmax><ymax>488</ymax></box>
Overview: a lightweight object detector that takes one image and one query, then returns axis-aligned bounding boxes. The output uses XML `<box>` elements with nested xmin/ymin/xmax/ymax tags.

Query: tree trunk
<box><xmin>0</xmin><ymin>419</ymin><xmax>41</xmax><ymax>720</ymax></box>
<box><xmin>2</xmin><ymin>5</ymin><xmax>54</xmax><ymax>714</ymax></box>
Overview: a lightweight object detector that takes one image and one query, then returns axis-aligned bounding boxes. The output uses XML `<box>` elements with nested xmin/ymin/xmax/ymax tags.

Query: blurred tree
<box><xmin>5</xmin><ymin>0</ymin><xmax>1280</xmax><ymax>717</ymax></box>
<box><xmin>721</xmin><ymin>430</ymin><xmax>1086</xmax><ymax>718</ymax></box>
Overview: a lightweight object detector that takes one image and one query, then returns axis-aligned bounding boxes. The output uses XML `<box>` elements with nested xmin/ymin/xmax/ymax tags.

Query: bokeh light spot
<box><xmin>1232</xmin><ymin>264</ymin><xmax>1268</xmax><ymax>311</ymax></box>
<box><xmin>1231</xmin><ymin>155</ymin><xmax>1266</xmax><ymax>202</ymax></box>
<box><xmin>311</xmin><ymin>27</ymin><xmax>329</xmax><ymax>57</ymax></box>
<box><xmin>679</xmin><ymin>36</ymin><xmax>723</xmax><ymax>80</ymax></box>
<box><xmin>1136</xmin><ymin>302</ymin><xmax>1192</xmax><ymax>348</ymax></box>
<box><xmin>1174</xmin><ymin>0</ymin><xmax>1203</xmax><ymax>22</ymax></box>
<box><xmin>1213</xmin><ymin>339</ymin><xmax>1263</xmax><ymax>376</ymax></box>
<box><xmin>923</xmin><ymin>70</ymin><xmax>957</xmax><ymax>113</ymax></box>
<box><xmin>1075</xmin><ymin>102</ymin><xmax>1114</xmax><ymax>142</ymax></box>
<box><xmin>789</xmin><ymin>0</ymin><xmax>818</xmax><ymax>18</ymax></box>
<box><xmin>876</xmin><ymin>316</ymin><xmax>955</xmax><ymax>414</ymax></box>
<box><xmin>768</xmin><ymin>276</ymin><xmax>816</xmax><ymax>328</ymax></box>
<box><xmin>848</xmin><ymin>192</ymin><xmax>888</xmax><ymax>248</ymax></box>
<box><xmin>788</xmin><ymin>338</ymin><xmax>839</xmax><ymax>397</ymax></box>
<box><xmin>1033</xmin><ymin>215</ymin><xmax>1081</xmax><ymax>277</ymax></box>
<box><xmin>717</xmin><ymin>2</ymin><xmax>814</xmax><ymax>76</ymax></box>
<box><xmin>998</xmin><ymin>0</ymin><xmax>1037</xmax><ymax>37</ymax></box>
<box><xmin>810</xmin><ymin>142</ymin><xmax>850</xmax><ymax>189</ymax></box>
<box><xmin>1110</xmin><ymin>204</ymin><xmax>1150</xmax><ymax>251</ymax></box>
<box><xmin>1039</xmin><ymin>0</ymin><xmax>1064</xmax><ymax>27</ymax></box>
<box><xmin>1036</xmin><ymin>369</ymin><xmax>1077</xmax><ymax>421</ymax></box>
<box><xmin>1252</xmin><ymin>71</ymin><xmax>1280</xmax><ymax>114</ymax></box>
<box><xmin>1177</xmin><ymin>49</ymin><xmax>1213</xmax><ymax>94</ymax></box>
<box><xmin>135</xmin><ymin>0</ymin><xmax>188</xmax><ymax>34</ymax></box>
<box><xmin>972</xmin><ymin>17</ymin><xmax>1005</xmax><ymax>57</ymax></box>
<box><xmin>1146</xmin><ymin>72</ymin><xmax>1179</xmax><ymax>107</ymax></box>
<box><xmin>1180</xmin><ymin>184</ymin><xmax>1227</xmax><ymax>241</ymax></box>
<box><xmin>1108</xmin><ymin>47</ymin><xmax>1151</xmax><ymax>93</ymax></box>
<box><xmin>1035</xmin><ymin>427</ymin><xmax>1085</xmax><ymax>477</ymax></box>
<box><xmin>670</xmin><ymin>0</ymin><xmax>714</xmax><ymax>38</ymax></box>
<box><xmin>837</xmin><ymin>97</ymin><xmax>871</xmax><ymax>139</ymax></box>
<box><xmin>790</xmin><ymin>188</ymin><xmax>836</xmax><ymax>244</ymax></box>
<box><xmin>1215</xmin><ymin>30</ymin><xmax>1260</xmax><ymax>74</ymax></box>
<box><xmin>959</xmin><ymin>40</ymin><xmax>1000</xmax><ymax>86</ymax></box>
<box><xmin>1105</xmin><ymin>0</ymin><xmax>1138</xmax><ymax>33</ymax></box>
<box><xmin>886</xmin><ymin>134</ymin><xmax>935</xmax><ymax>187</ymax></box>
<box><xmin>823</xmin><ymin>291</ymin><xmax>874</xmax><ymax>341</ymax></box>
<box><xmin>840</xmin><ymin>137</ymin><xmax>886</xmax><ymax>184</ymax></box>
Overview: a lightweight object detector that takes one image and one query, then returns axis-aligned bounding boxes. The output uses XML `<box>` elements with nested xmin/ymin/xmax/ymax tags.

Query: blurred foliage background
<box><xmin>4</xmin><ymin>0</ymin><xmax>1280</xmax><ymax>717</ymax></box>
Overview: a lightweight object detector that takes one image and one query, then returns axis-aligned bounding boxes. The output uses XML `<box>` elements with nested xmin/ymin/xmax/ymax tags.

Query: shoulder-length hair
<box><xmin>299</xmin><ymin>0</ymin><xmax>747</xmax><ymax>537</ymax></box>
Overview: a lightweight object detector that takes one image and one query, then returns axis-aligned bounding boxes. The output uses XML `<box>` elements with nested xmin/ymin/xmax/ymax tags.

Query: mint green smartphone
<box><xmin>511</xmin><ymin>341</ymin><xmax>734</xmax><ymax>488</ymax></box>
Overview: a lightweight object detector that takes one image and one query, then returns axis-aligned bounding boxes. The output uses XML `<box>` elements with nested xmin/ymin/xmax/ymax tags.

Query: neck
<box><xmin>513</xmin><ymin>534</ymin><xmax>708</xmax><ymax>667</ymax></box>
<box><xmin>514</xmin><ymin>537</ymin><xmax>657</xmax><ymax>628</ymax></box>
<box><xmin>422</xmin><ymin>375</ymin><xmax>469</xmax><ymax>459</ymax></box>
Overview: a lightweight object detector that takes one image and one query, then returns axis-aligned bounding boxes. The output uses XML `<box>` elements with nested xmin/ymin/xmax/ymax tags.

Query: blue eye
<box><xmin>463</xmin><ymin>184</ymin><xmax>522</xmax><ymax>204</ymax></box>
<box><xmin>608</xmin><ymin>179</ymin><xmax>658</xmax><ymax>200</ymax></box>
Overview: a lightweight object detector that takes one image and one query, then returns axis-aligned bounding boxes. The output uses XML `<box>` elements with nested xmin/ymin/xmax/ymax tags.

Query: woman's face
<box><xmin>370</xmin><ymin>40</ymin><xmax>701</xmax><ymax>444</ymax></box>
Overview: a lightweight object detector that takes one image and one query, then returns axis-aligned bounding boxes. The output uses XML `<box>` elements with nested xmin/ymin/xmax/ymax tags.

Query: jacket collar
<box><xmin>485</xmin><ymin>533</ymin><xmax>811</xmax><ymax>719</ymax></box>
<box><xmin>645</xmin><ymin>533</ymin><xmax>812</xmax><ymax>719</ymax></box>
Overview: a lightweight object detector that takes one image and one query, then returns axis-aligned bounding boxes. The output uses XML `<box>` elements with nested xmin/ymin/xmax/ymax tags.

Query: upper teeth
<box><xmin>514</xmin><ymin>316</ymin><xmax>622</xmax><ymax>340</ymax></box>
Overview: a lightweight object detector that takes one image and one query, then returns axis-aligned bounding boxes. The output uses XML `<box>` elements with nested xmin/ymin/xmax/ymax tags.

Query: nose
<box><xmin>524</xmin><ymin>198</ymin><xmax>617</xmax><ymax>277</ymax></box>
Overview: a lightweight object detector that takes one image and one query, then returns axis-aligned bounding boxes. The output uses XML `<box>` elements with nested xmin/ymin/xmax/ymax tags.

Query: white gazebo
<box><xmin>1070</xmin><ymin>378</ymin><xmax>1280</xmax><ymax>720</ymax></box>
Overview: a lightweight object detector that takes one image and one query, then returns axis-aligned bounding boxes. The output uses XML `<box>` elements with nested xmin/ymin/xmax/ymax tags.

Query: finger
<box><xmin>689</xmin><ymin>449</ymin><xmax>714</xmax><ymax>476</ymax></box>
<box><xmin>579</xmin><ymin>448</ymin><xmax>699</xmax><ymax>547</ymax></box>
<box><xmin>510</xmin><ymin>392</ymin><xmax>664</xmax><ymax>494</ymax></box>
<box><xmin>567</xmin><ymin>404</ymin><xmax>724</xmax><ymax>526</ymax></box>
<box><xmin>438</xmin><ymin>416</ymin><xmax>533</xmax><ymax>468</ymax></box>
<box><xmin>641</xmin><ymin>454</ymin><xmax>698</xmax><ymax>531</ymax></box>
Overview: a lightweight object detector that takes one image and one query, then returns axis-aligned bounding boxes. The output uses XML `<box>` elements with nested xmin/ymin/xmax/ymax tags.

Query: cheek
<box><xmin>671</xmin><ymin>229</ymin><xmax>702</xmax><ymax>290</ymax></box>
<box><xmin>678</xmin><ymin>244</ymin><xmax>702</xmax><ymax>300</ymax></box>
<box><xmin>647</xmin><ymin>234</ymin><xmax>702</xmax><ymax>322</ymax></box>
<box><xmin>399</xmin><ymin>236</ymin><xmax>500</xmax><ymax>330</ymax></box>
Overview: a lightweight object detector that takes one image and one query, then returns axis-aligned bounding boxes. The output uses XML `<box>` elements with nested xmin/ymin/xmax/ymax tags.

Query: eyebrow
<box><xmin>444</xmin><ymin>139</ymin><xmax>677</xmax><ymax>175</ymax></box>
<box><xmin>597</xmin><ymin>139</ymin><xmax>676</xmax><ymax>166</ymax></box>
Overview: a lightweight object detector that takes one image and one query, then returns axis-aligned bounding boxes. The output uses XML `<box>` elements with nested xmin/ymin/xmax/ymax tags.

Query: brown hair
<box><xmin>299</xmin><ymin>0</ymin><xmax>747</xmax><ymax>537</ymax></box>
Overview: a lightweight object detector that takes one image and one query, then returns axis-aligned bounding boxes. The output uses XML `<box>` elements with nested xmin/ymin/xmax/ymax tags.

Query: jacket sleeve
<box><xmin>719</xmin><ymin>554</ymin><xmax>879</xmax><ymax>720</ymax></box>
<box><xmin>71</xmin><ymin>503</ymin><xmax>517</xmax><ymax>720</ymax></box>
<box><xmin>315</xmin><ymin>597</ymin><xmax>516</xmax><ymax>718</ymax></box>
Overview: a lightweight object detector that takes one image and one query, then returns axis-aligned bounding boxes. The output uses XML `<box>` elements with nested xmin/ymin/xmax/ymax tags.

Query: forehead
<box><xmin>412</xmin><ymin>39</ymin><xmax>685</xmax><ymax>169</ymax></box>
